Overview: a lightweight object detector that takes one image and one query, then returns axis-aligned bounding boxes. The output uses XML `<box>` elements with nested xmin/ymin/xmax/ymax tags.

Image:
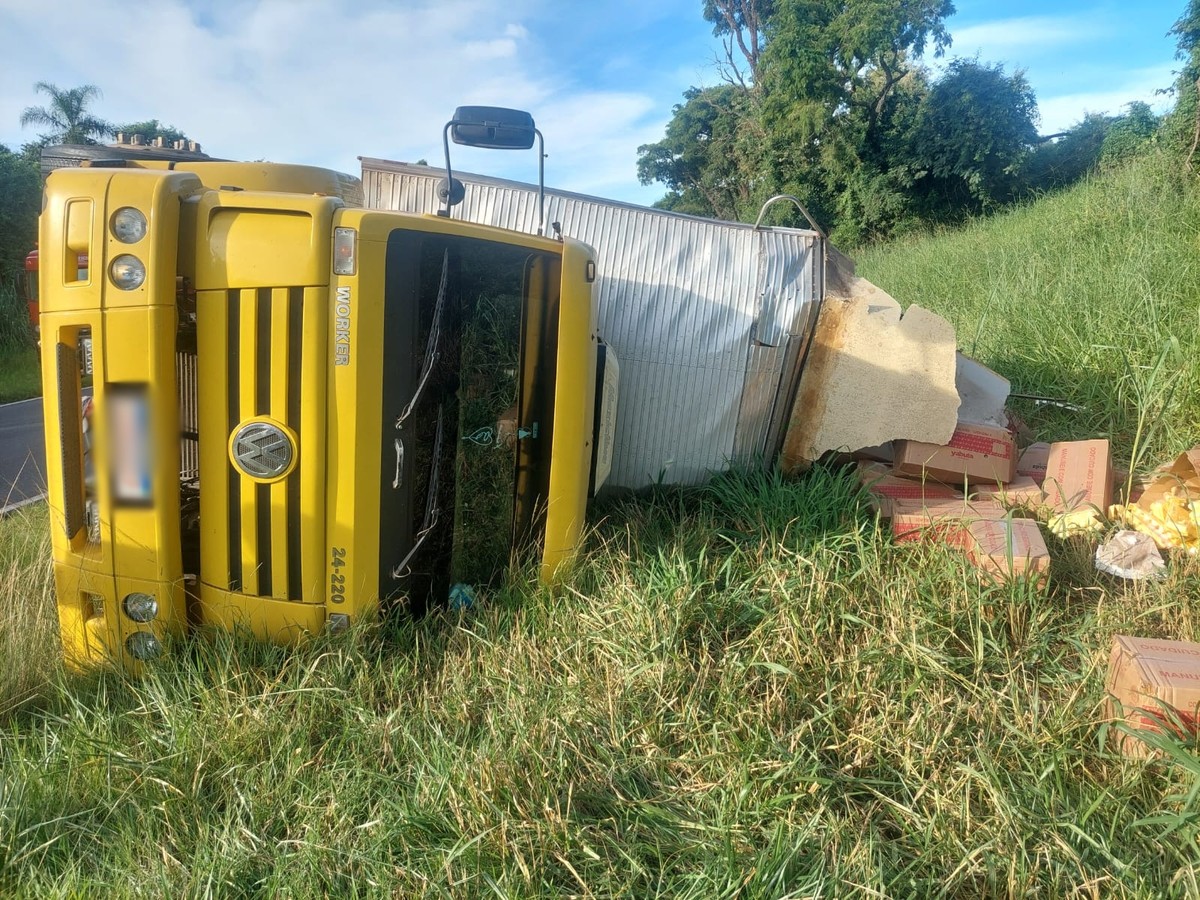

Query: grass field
<box><xmin>5</xmin><ymin>153</ymin><xmax>1200</xmax><ymax>896</ymax></box>
<box><xmin>0</xmin><ymin>282</ymin><xmax>39</xmax><ymax>404</ymax></box>
<box><xmin>0</xmin><ymin>345</ymin><xmax>41</xmax><ymax>404</ymax></box>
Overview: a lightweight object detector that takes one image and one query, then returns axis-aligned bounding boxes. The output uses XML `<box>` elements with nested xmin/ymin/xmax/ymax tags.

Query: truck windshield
<box><xmin>381</xmin><ymin>231</ymin><xmax>560</xmax><ymax>600</ymax></box>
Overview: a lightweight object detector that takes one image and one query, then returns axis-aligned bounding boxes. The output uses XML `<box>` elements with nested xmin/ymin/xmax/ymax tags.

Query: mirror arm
<box><xmin>535</xmin><ymin>128</ymin><xmax>545</xmax><ymax>237</ymax></box>
<box><xmin>439</xmin><ymin>121</ymin><xmax>455</xmax><ymax>218</ymax></box>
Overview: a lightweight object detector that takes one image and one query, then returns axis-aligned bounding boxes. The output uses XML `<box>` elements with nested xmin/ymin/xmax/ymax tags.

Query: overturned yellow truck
<box><xmin>39</xmin><ymin>108</ymin><xmax>617</xmax><ymax>668</ymax></box>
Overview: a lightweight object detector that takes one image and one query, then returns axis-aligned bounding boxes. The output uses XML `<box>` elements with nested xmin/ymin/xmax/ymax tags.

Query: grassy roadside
<box><xmin>4</xmin><ymin>153</ymin><xmax>1200</xmax><ymax>895</ymax></box>
<box><xmin>0</xmin><ymin>344</ymin><xmax>41</xmax><ymax>404</ymax></box>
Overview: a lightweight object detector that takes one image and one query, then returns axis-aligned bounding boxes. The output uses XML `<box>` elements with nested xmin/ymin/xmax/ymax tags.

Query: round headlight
<box><xmin>122</xmin><ymin>592</ymin><xmax>158</xmax><ymax>623</ymax></box>
<box><xmin>111</xmin><ymin>207</ymin><xmax>147</xmax><ymax>243</ymax></box>
<box><xmin>110</xmin><ymin>255</ymin><xmax>146</xmax><ymax>291</ymax></box>
<box><xmin>125</xmin><ymin>631</ymin><xmax>162</xmax><ymax>661</ymax></box>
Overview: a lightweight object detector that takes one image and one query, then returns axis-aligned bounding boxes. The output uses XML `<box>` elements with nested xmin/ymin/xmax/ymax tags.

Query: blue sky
<box><xmin>0</xmin><ymin>0</ymin><xmax>1187</xmax><ymax>205</ymax></box>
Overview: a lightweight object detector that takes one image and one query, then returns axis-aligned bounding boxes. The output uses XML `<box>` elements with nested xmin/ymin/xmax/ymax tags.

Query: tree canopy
<box><xmin>20</xmin><ymin>82</ymin><xmax>113</xmax><ymax>145</ymax></box>
<box><xmin>0</xmin><ymin>145</ymin><xmax>40</xmax><ymax>283</ymax></box>
<box><xmin>639</xmin><ymin>0</ymin><xmax>1061</xmax><ymax>244</ymax></box>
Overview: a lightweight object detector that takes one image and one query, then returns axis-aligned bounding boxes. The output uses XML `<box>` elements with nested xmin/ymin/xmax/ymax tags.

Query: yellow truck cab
<box><xmin>39</xmin><ymin>109</ymin><xmax>611</xmax><ymax>668</ymax></box>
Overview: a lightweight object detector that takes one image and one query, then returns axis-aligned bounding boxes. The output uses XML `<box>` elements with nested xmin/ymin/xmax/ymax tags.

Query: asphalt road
<box><xmin>0</xmin><ymin>397</ymin><xmax>47</xmax><ymax>512</ymax></box>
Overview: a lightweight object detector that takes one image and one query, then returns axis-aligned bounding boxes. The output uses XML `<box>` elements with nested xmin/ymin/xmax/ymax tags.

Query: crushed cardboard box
<box><xmin>1016</xmin><ymin>442</ymin><xmax>1050</xmax><ymax>484</ymax></box>
<box><xmin>889</xmin><ymin>497</ymin><xmax>1005</xmax><ymax>543</ymax></box>
<box><xmin>1106</xmin><ymin>635</ymin><xmax>1200</xmax><ymax>758</ymax></box>
<box><xmin>971</xmin><ymin>474</ymin><xmax>1044</xmax><ymax>510</ymax></box>
<box><xmin>856</xmin><ymin>462</ymin><xmax>963</xmax><ymax>516</ymax></box>
<box><xmin>893</xmin><ymin>420</ymin><xmax>1017</xmax><ymax>486</ymax></box>
<box><xmin>1044</xmin><ymin>440</ymin><xmax>1113</xmax><ymax>535</ymax></box>
<box><xmin>962</xmin><ymin>516</ymin><xmax>1050</xmax><ymax>585</ymax></box>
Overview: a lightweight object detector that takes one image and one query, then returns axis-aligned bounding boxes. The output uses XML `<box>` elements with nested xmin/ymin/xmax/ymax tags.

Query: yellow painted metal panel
<box><xmin>269</xmin><ymin>288</ymin><xmax>290</xmax><ymax>600</ymax></box>
<box><xmin>196</xmin><ymin>289</ymin><xmax>231</xmax><ymax>592</ymax></box>
<box><xmin>299</xmin><ymin>286</ymin><xmax>328</xmax><ymax>603</ymax></box>
<box><xmin>542</xmin><ymin>239</ymin><xmax>599</xmax><ymax>582</ymax></box>
<box><xmin>199</xmin><ymin>586</ymin><xmax>326</xmax><ymax>644</ymax></box>
<box><xmin>237</xmin><ymin>289</ymin><xmax>259</xmax><ymax>596</ymax></box>
<box><xmin>194</xmin><ymin>191</ymin><xmax>339</xmax><ymax>290</ymax></box>
<box><xmin>325</xmin><ymin>211</ymin><xmax>385</xmax><ymax>624</ymax></box>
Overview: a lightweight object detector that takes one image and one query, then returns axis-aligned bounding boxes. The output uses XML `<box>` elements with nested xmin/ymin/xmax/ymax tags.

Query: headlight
<box><xmin>109</xmin><ymin>255</ymin><xmax>146</xmax><ymax>291</ymax></box>
<box><xmin>125</xmin><ymin>631</ymin><xmax>162</xmax><ymax>661</ymax></box>
<box><xmin>111</xmin><ymin>207</ymin><xmax>147</xmax><ymax>243</ymax></box>
<box><xmin>122</xmin><ymin>592</ymin><xmax>158</xmax><ymax>623</ymax></box>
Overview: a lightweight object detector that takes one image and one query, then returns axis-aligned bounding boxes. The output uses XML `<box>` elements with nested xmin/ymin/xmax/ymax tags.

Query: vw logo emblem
<box><xmin>231</xmin><ymin>421</ymin><xmax>294</xmax><ymax>479</ymax></box>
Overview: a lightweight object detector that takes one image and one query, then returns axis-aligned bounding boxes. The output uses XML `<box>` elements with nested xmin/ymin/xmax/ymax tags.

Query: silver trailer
<box><xmin>360</xmin><ymin>158</ymin><xmax>825</xmax><ymax>490</ymax></box>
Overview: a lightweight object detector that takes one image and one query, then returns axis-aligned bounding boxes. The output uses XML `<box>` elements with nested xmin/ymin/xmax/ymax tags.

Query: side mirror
<box><xmin>450</xmin><ymin>106</ymin><xmax>536</xmax><ymax>150</ymax></box>
<box><xmin>440</xmin><ymin>106</ymin><xmax>547</xmax><ymax>235</ymax></box>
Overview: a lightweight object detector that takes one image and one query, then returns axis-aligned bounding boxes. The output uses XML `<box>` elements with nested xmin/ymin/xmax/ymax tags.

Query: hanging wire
<box><xmin>391</xmin><ymin>404</ymin><xmax>445</xmax><ymax>579</ymax></box>
<box><xmin>396</xmin><ymin>248</ymin><xmax>450</xmax><ymax>430</ymax></box>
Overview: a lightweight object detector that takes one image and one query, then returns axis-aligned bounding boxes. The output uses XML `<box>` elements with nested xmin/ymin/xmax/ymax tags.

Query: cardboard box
<box><xmin>1106</xmin><ymin>634</ymin><xmax>1200</xmax><ymax>758</ymax></box>
<box><xmin>1016</xmin><ymin>442</ymin><xmax>1051</xmax><ymax>484</ymax></box>
<box><xmin>971</xmin><ymin>475</ymin><xmax>1045</xmax><ymax>509</ymax></box>
<box><xmin>889</xmin><ymin>498</ymin><xmax>1005</xmax><ymax>543</ymax></box>
<box><xmin>1044</xmin><ymin>440</ymin><xmax>1113</xmax><ymax>515</ymax></box>
<box><xmin>962</xmin><ymin>516</ymin><xmax>1050</xmax><ymax>585</ymax></box>
<box><xmin>893</xmin><ymin>421</ymin><xmax>1017</xmax><ymax>487</ymax></box>
<box><xmin>856</xmin><ymin>462</ymin><xmax>963</xmax><ymax>517</ymax></box>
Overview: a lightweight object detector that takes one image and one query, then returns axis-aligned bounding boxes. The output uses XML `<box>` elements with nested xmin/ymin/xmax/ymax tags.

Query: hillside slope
<box><xmin>858</xmin><ymin>152</ymin><xmax>1200</xmax><ymax>466</ymax></box>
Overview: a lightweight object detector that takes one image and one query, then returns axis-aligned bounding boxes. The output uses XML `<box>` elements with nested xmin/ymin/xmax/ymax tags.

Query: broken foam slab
<box><xmin>780</xmin><ymin>249</ymin><xmax>960</xmax><ymax>472</ymax></box>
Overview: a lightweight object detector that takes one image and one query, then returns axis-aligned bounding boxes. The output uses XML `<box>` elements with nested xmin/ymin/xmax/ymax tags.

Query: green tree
<box><xmin>1100</xmin><ymin>101</ymin><xmax>1159</xmax><ymax>163</ymax></box>
<box><xmin>1165</xmin><ymin>0</ymin><xmax>1200</xmax><ymax>167</ymax></box>
<box><xmin>20</xmin><ymin>82</ymin><xmax>113</xmax><ymax>145</ymax></box>
<box><xmin>636</xmin><ymin>85</ymin><xmax>763</xmax><ymax>219</ymax></box>
<box><xmin>702</xmin><ymin>0</ymin><xmax>774</xmax><ymax>87</ymax></box>
<box><xmin>1025</xmin><ymin>112</ymin><xmax>1114</xmax><ymax>193</ymax></box>
<box><xmin>115</xmin><ymin>119</ymin><xmax>189</xmax><ymax>145</ymax></box>
<box><xmin>907</xmin><ymin>59</ymin><xmax>1039</xmax><ymax>216</ymax></box>
<box><xmin>0</xmin><ymin>144</ymin><xmax>42</xmax><ymax>347</ymax></box>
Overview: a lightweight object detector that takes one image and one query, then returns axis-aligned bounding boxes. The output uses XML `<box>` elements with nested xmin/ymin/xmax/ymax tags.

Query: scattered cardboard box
<box><xmin>889</xmin><ymin>497</ymin><xmax>1005</xmax><ymax>543</ymax></box>
<box><xmin>1044</xmin><ymin>440</ymin><xmax>1113</xmax><ymax>514</ymax></box>
<box><xmin>962</xmin><ymin>516</ymin><xmax>1050</xmax><ymax>585</ymax></box>
<box><xmin>893</xmin><ymin>421</ymin><xmax>1017</xmax><ymax>486</ymax></box>
<box><xmin>1016</xmin><ymin>442</ymin><xmax>1050</xmax><ymax>485</ymax></box>
<box><xmin>1107</xmin><ymin>446</ymin><xmax>1200</xmax><ymax>553</ymax></box>
<box><xmin>1106</xmin><ymin>635</ymin><xmax>1200</xmax><ymax>758</ymax></box>
<box><xmin>972</xmin><ymin>474</ymin><xmax>1044</xmax><ymax>510</ymax></box>
<box><xmin>856</xmin><ymin>462</ymin><xmax>963</xmax><ymax>516</ymax></box>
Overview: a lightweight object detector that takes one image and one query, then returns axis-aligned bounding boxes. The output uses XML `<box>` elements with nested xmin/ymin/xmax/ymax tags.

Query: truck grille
<box><xmin>197</xmin><ymin>286</ymin><xmax>321</xmax><ymax>602</ymax></box>
<box><xmin>177</xmin><ymin>345</ymin><xmax>199</xmax><ymax>481</ymax></box>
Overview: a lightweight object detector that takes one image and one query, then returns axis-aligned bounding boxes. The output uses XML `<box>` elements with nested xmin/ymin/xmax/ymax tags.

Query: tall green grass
<box><xmin>5</xmin><ymin>153</ymin><xmax>1200</xmax><ymax>895</ymax></box>
<box><xmin>856</xmin><ymin>152</ymin><xmax>1200</xmax><ymax>464</ymax></box>
<box><xmin>0</xmin><ymin>281</ymin><xmax>40</xmax><ymax>402</ymax></box>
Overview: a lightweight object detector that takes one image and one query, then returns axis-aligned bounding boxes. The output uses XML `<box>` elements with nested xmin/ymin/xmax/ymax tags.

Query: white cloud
<box><xmin>950</xmin><ymin>14</ymin><xmax>1112</xmax><ymax>56</ymax></box>
<box><xmin>1036</xmin><ymin>63</ymin><xmax>1177</xmax><ymax>133</ymax></box>
<box><xmin>0</xmin><ymin>0</ymin><xmax>680</xmax><ymax>203</ymax></box>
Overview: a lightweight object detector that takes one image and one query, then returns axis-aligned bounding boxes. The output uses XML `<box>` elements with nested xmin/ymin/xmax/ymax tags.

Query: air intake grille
<box><xmin>198</xmin><ymin>286</ymin><xmax>311</xmax><ymax>601</ymax></box>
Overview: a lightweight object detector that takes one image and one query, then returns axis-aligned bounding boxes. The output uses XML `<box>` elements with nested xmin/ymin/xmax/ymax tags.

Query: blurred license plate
<box><xmin>107</xmin><ymin>386</ymin><xmax>152</xmax><ymax>504</ymax></box>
